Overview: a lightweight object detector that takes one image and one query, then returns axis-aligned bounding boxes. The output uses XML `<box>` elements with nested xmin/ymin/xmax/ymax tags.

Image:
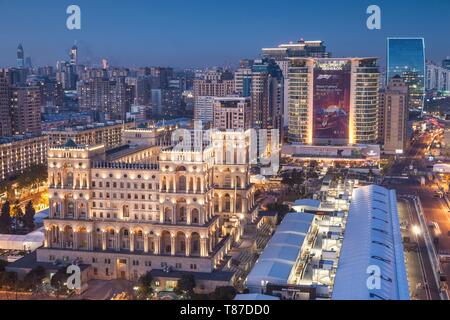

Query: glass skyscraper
<box><xmin>387</xmin><ymin>38</ymin><xmax>425</xmax><ymax>111</ymax></box>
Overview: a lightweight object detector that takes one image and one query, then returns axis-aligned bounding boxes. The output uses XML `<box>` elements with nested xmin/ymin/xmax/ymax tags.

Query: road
<box><xmin>398</xmin><ymin>198</ymin><xmax>441</xmax><ymax>300</ymax></box>
<box><xmin>384</xmin><ymin>128</ymin><xmax>449</xmax><ymax>298</ymax></box>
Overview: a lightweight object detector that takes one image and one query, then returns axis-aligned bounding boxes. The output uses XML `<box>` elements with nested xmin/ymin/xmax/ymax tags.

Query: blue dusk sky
<box><xmin>0</xmin><ymin>0</ymin><xmax>449</xmax><ymax>68</ymax></box>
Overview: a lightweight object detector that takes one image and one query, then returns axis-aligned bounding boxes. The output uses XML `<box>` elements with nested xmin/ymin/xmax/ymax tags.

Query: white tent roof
<box><xmin>292</xmin><ymin>199</ymin><xmax>321</xmax><ymax>212</ymax></box>
<box><xmin>332</xmin><ymin>185</ymin><xmax>409</xmax><ymax>300</ymax></box>
<box><xmin>246</xmin><ymin>212</ymin><xmax>314</xmax><ymax>292</ymax></box>
<box><xmin>0</xmin><ymin>227</ymin><xmax>44</xmax><ymax>251</ymax></box>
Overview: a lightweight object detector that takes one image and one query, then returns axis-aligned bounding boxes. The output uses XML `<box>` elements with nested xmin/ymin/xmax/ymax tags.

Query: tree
<box><xmin>174</xmin><ymin>274</ymin><xmax>196</xmax><ymax>298</ymax></box>
<box><xmin>136</xmin><ymin>272</ymin><xmax>153</xmax><ymax>300</ymax></box>
<box><xmin>0</xmin><ymin>271</ymin><xmax>18</xmax><ymax>290</ymax></box>
<box><xmin>213</xmin><ymin>286</ymin><xmax>236</xmax><ymax>300</ymax></box>
<box><xmin>50</xmin><ymin>267</ymin><xmax>69</xmax><ymax>298</ymax></box>
<box><xmin>23</xmin><ymin>201</ymin><xmax>36</xmax><ymax>231</ymax></box>
<box><xmin>14</xmin><ymin>206</ymin><xmax>24</xmax><ymax>232</ymax></box>
<box><xmin>0</xmin><ymin>260</ymin><xmax>8</xmax><ymax>272</ymax></box>
<box><xmin>0</xmin><ymin>201</ymin><xmax>12</xmax><ymax>234</ymax></box>
<box><xmin>23</xmin><ymin>266</ymin><xmax>46</xmax><ymax>291</ymax></box>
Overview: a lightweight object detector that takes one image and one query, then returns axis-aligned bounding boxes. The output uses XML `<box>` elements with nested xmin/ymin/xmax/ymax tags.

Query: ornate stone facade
<box><xmin>37</xmin><ymin>130</ymin><xmax>257</xmax><ymax>281</ymax></box>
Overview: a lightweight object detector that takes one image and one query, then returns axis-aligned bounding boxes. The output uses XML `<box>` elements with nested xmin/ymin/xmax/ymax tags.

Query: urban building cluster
<box><xmin>1</xmin><ymin>34</ymin><xmax>449</xmax><ymax>301</ymax></box>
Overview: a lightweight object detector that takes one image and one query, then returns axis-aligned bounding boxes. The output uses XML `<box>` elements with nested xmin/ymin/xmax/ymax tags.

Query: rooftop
<box><xmin>332</xmin><ymin>185</ymin><xmax>409</xmax><ymax>300</ymax></box>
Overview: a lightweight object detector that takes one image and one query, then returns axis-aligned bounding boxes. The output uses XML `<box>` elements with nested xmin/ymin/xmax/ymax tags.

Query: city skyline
<box><xmin>0</xmin><ymin>0</ymin><xmax>449</xmax><ymax>68</ymax></box>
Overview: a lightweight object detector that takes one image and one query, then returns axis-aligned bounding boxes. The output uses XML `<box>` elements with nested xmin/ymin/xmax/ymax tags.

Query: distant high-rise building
<box><xmin>78</xmin><ymin>77</ymin><xmax>132</xmax><ymax>120</ymax></box>
<box><xmin>250</xmin><ymin>59</ymin><xmax>284</xmax><ymax>130</ymax></box>
<box><xmin>426</xmin><ymin>61</ymin><xmax>450</xmax><ymax>92</ymax></box>
<box><xmin>288</xmin><ymin>58</ymin><xmax>380</xmax><ymax>145</ymax></box>
<box><xmin>17</xmin><ymin>44</ymin><xmax>25</xmax><ymax>69</ymax></box>
<box><xmin>380</xmin><ymin>76</ymin><xmax>409</xmax><ymax>154</ymax></box>
<box><xmin>213</xmin><ymin>96</ymin><xmax>251</xmax><ymax>130</ymax></box>
<box><xmin>11</xmin><ymin>86</ymin><xmax>42</xmax><ymax>135</ymax></box>
<box><xmin>0</xmin><ymin>69</ymin><xmax>12</xmax><ymax>137</ymax></box>
<box><xmin>70</xmin><ymin>44</ymin><xmax>78</xmax><ymax>66</ymax></box>
<box><xmin>234</xmin><ymin>60</ymin><xmax>253</xmax><ymax>97</ymax></box>
<box><xmin>25</xmin><ymin>57</ymin><xmax>32</xmax><ymax>69</ymax></box>
<box><xmin>56</xmin><ymin>61</ymin><xmax>77</xmax><ymax>90</ymax></box>
<box><xmin>443</xmin><ymin>57</ymin><xmax>450</xmax><ymax>70</ymax></box>
<box><xmin>193</xmin><ymin>71</ymin><xmax>235</xmax><ymax>125</ymax></box>
<box><xmin>102</xmin><ymin>59</ymin><xmax>109</xmax><ymax>70</ymax></box>
<box><xmin>387</xmin><ymin>38</ymin><xmax>426</xmax><ymax>111</ymax></box>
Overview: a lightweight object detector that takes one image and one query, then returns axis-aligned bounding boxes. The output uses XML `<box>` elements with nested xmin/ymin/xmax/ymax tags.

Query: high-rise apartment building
<box><xmin>426</xmin><ymin>61</ymin><xmax>450</xmax><ymax>92</ymax></box>
<box><xmin>387</xmin><ymin>38</ymin><xmax>426</xmax><ymax>111</ymax></box>
<box><xmin>287</xmin><ymin>58</ymin><xmax>380</xmax><ymax>145</ymax></box>
<box><xmin>380</xmin><ymin>76</ymin><xmax>409</xmax><ymax>154</ymax></box>
<box><xmin>193</xmin><ymin>72</ymin><xmax>235</xmax><ymax>125</ymax></box>
<box><xmin>0</xmin><ymin>69</ymin><xmax>12</xmax><ymax>137</ymax></box>
<box><xmin>250</xmin><ymin>59</ymin><xmax>284</xmax><ymax>130</ymax></box>
<box><xmin>78</xmin><ymin>78</ymin><xmax>133</xmax><ymax>120</ymax></box>
<box><xmin>213</xmin><ymin>97</ymin><xmax>251</xmax><ymax>130</ymax></box>
<box><xmin>11</xmin><ymin>86</ymin><xmax>42</xmax><ymax>135</ymax></box>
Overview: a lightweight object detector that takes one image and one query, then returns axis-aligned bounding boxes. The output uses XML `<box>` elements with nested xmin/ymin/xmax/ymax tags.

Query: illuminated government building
<box><xmin>36</xmin><ymin>125</ymin><xmax>257</xmax><ymax>282</ymax></box>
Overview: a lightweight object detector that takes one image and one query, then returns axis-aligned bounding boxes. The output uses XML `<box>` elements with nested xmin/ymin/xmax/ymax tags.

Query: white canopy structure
<box><xmin>246</xmin><ymin>212</ymin><xmax>315</xmax><ymax>293</ymax></box>
<box><xmin>0</xmin><ymin>227</ymin><xmax>44</xmax><ymax>251</ymax></box>
<box><xmin>332</xmin><ymin>185</ymin><xmax>409</xmax><ymax>300</ymax></box>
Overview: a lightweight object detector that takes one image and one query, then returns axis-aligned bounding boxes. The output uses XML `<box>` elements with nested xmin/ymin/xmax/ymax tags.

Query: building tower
<box><xmin>17</xmin><ymin>44</ymin><xmax>25</xmax><ymax>69</ymax></box>
<box><xmin>380</xmin><ymin>76</ymin><xmax>409</xmax><ymax>154</ymax></box>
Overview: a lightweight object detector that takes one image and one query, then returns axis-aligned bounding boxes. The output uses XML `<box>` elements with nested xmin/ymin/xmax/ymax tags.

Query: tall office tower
<box><xmin>380</xmin><ymin>76</ymin><xmax>409</xmax><ymax>154</ymax></box>
<box><xmin>193</xmin><ymin>72</ymin><xmax>235</xmax><ymax>126</ymax></box>
<box><xmin>288</xmin><ymin>58</ymin><xmax>380</xmax><ymax>145</ymax></box>
<box><xmin>387</xmin><ymin>38</ymin><xmax>425</xmax><ymax>112</ymax></box>
<box><xmin>0</xmin><ymin>70</ymin><xmax>12</xmax><ymax>137</ymax></box>
<box><xmin>213</xmin><ymin>97</ymin><xmax>251</xmax><ymax>130</ymax></box>
<box><xmin>262</xmin><ymin>39</ymin><xmax>331</xmax><ymax>127</ymax></box>
<box><xmin>251</xmin><ymin>59</ymin><xmax>284</xmax><ymax>130</ymax></box>
<box><xmin>11</xmin><ymin>86</ymin><xmax>42</xmax><ymax>135</ymax></box>
<box><xmin>426</xmin><ymin>61</ymin><xmax>450</xmax><ymax>92</ymax></box>
<box><xmin>70</xmin><ymin>44</ymin><xmax>78</xmax><ymax>66</ymax></box>
<box><xmin>17</xmin><ymin>44</ymin><xmax>25</xmax><ymax>69</ymax></box>
<box><xmin>234</xmin><ymin>60</ymin><xmax>253</xmax><ymax>97</ymax></box>
<box><xmin>443</xmin><ymin>57</ymin><xmax>450</xmax><ymax>70</ymax></box>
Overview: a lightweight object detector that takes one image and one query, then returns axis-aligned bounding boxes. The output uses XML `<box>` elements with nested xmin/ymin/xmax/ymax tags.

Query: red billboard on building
<box><xmin>313</xmin><ymin>60</ymin><xmax>351</xmax><ymax>145</ymax></box>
